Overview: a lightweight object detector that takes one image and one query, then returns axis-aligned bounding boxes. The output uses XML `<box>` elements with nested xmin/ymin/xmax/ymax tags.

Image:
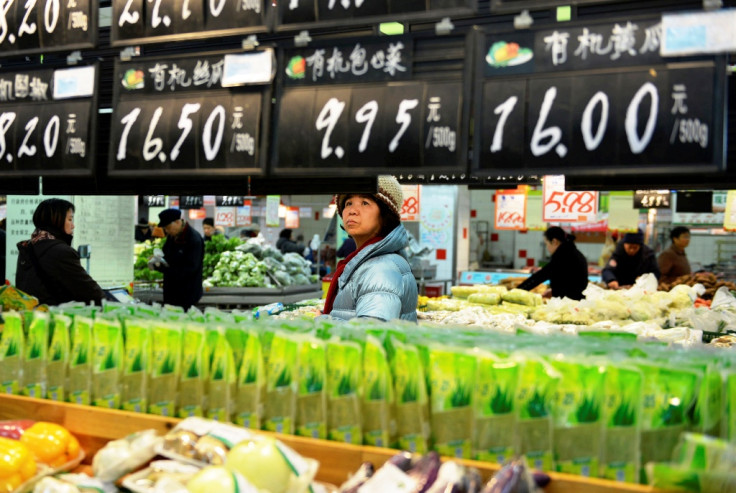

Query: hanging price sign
<box><xmin>542</xmin><ymin>175</ymin><xmax>598</xmax><ymax>222</ymax></box>
<box><xmin>215</xmin><ymin>207</ymin><xmax>236</xmax><ymax>227</ymax></box>
<box><xmin>400</xmin><ymin>185</ymin><xmax>420</xmax><ymax>222</ymax></box>
<box><xmin>494</xmin><ymin>191</ymin><xmax>526</xmax><ymax>230</ymax></box>
<box><xmin>237</xmin><ymin>201</ymin><xmax>252</xmax><ymax>226</ymax></box>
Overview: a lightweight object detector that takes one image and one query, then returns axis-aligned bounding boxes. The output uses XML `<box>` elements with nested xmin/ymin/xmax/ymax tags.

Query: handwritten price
<box><xmin>544</xmin><ymin>191</ymin><xmax>597</xmax><ymax>215</ymax></box>
<box><xmin>402</xmin><ymin>196</ymin><xmax>418</xmax><ymax>215</ymax></box>
<box><xmin>497</xmin><ymin>211</ymin><xmax>524</xmax><ymax>225</ymax></box>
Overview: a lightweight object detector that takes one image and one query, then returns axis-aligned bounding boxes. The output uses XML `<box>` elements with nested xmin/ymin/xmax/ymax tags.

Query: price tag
<box><xmin>237</xmin><ymin>201</ymin><xmax>252</xmax><ymax>226</ymax></box>
<box><xmin>285</xmin><ymin>207</ymin><xmax>300</xmax><ymax>229</ymax></box>
<box><xmin>400</xmin><ymin>185</ymin><xmax>420</xmax><ymax>222</ymax></box>
<box><xmin>634</xmin><ymin>190</ymin><xmax>671</xmax><ymax>209</ymax></box>
<box><xmin>179</xmin><ymin>196</ymin><xmax>204</xmax><ymax>209</ymax></box>
<box><xmin>140</xmin><ymin>195</ymin><xmax>165</xmax><ymax>207</ymax></box>
<box><xmin>494</xmin><ymin>191</ymin><xmax>526</xmax><ymax>230</ymax></box>
<box><xmin>216</xmin><ymin>196</ymin><xmax>244</xmax><ymax>207</ymax></box>
<box><xmin>542</xmin><ymin>175</ymin><xmax>598</xmax><ymax>222</ymax></box>
<box><xmin>215</xmin><ymin>207</ymin><xmax>236</xmax><ymax>227</ymax></box>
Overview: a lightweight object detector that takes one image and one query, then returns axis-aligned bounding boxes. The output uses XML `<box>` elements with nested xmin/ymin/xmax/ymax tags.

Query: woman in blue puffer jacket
<box><xmin>321</xmin><ymin>175</ymin><xmax>417</xmax><ymax>322</ymax></box>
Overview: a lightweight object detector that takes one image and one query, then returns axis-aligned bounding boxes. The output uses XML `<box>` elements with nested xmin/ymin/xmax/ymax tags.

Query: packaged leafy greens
<box><xmin>0</xmin><ymin>311</ymin><xmax>24</xmax><ymax>395</ymax></box>
<box><xmin>295</xmin><ymin>334</ymin><xmax>327</xmax><ymax>439</ymax></box>
<box><xmin>179</xmin><ymin>324</ymin><xmax>207</xmax><ymax>418</ymax></box>
<box><xmin>47</xmin><ymin>314</ymin><xmax>71</xmax><ymax>402</ymax></box>
<box><xmin>207</xmin><ymin>329</ymin><xmax>237</xmax><ymax>421</ymax></box>
<box><xmin>389</xmin><ymin>336</ymin><xmax>430</xmax><ymax>454</ymax></box>
<box><xmin>91</xmin><ymin>317</ymin><xmax>124</xmax><ymax>409</ymax></box>
<box><xmin>264</xmin><ymin>330</ymin><xmax>298</xmax><ymax>434</ymax></box>
<box><xmin>22</xmin><ymin>312</ymin><xmax>49</xmax><ymax>398</ymax></box>
<box><xmin>474</xmin><ymin>351</ymin><xmax>519</xmax><ymax>464</ymax></box>
<box><xmin>428</xmin><ymin>344</ymin><xmax>476</xmax><ymax>459</ymax></box>
<box><xmin>361</xmin><ymin>335</ymin><xmax>393</xmax><ymax>447</ymax></box>
<box><xmin>68</xmin><ymin>316</ymin><xmax>93</xmax><ymax>405</ymax></box>
<box><xmin>327</xmin><ymin>337</ymin><xmax>362</xmax><ymax>445</ymax></box>
<box><xmin>234</xmin><ymin>329</ymin><xmax>265</xmax><ymax>429</ymax></box>
<box><xmin>148</xmin><ymin>322</ymin><xmax>182</xmax><ymax>417</ymax></box>
<box><xmin>601</xmin><ymin>364</ymin><xmax>642</xmax><ymax>482</ymax></box>
<box><xmin>725</xmin><ymin>371</ymin><xmax>736</xmax><ymax>442</ymax></box>
<box><xmin>515</xmin><ymin>356</ymin><xmax>559</xmax><ymax>472</ymax></box>
<box><xmin>121</xmin><ymin>318</ymin><xmax>151</xmax><ymax>413</ymax></box>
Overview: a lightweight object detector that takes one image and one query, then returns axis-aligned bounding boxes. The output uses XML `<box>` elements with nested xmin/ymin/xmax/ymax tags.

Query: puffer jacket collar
<box><xmin>338</xmin><ymin>225</ymin><xmax>409</xmax><ymax>289</ymax></box>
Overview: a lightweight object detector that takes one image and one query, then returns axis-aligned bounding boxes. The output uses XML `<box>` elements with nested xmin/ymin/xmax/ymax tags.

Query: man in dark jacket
<box><xmin>276</xmin><ymin>228</ymin><xmax>305</xmax><ymax>255</ymax></box>
<box><xmin>602</xmin><ymin>230</ymin><xmax>660</xmax><ymax>289</ymax></box>
<box><xmin>154</xmin><ymin>208</ymin><xmax>204</xmax><ymax>310</ymax></box>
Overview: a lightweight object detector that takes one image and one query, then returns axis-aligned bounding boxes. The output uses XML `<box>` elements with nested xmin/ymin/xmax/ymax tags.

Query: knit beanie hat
<box><xmin>622</xmin><ymin>230</ymin><xmax>644</xmax><ymax>245</ymax></box>
<box><xmin>336</xmin><ymin>175</ymin><xmax>403</xmax><ymax>220</ymax></box>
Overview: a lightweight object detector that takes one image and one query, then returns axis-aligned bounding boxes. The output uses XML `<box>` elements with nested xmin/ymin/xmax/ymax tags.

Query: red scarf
<box><xmin>323</xmin><ymin>236</ymin><xmax>384</xmax><ymax>315</ymax></box>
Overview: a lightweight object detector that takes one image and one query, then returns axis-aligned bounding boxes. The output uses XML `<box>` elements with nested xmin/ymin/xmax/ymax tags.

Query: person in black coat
<box><xmin>276</xmin><ymin>228</ymin><xmax>305</xmax><ymax>255</ymax></box>
<box><xmin>15</xmin><ymin>198</ymin><xmax>104</xmax><ymax>305</ymax></box>
<box><xmin>135</xmin><ymin>217</ymin><xmax>153</xmax><ymax>243</ymax></box>
<box><xmin>154</xmin><ymin>208</ymin><xmax>204</xmax><ymax>310</ymax></box>
<box><xmin>602</xmin><ymin>230</ymin><xmax>660</xmax><ymax>289</ymax></box>
<box><xmin>518</xmin><ymin>226</ymin><xmax>589</xmax><ymax>300</ymax></box>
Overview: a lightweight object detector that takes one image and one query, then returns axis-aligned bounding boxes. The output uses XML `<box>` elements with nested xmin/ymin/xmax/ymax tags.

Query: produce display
<box><xmin>133</xmin><ymin>239</ymin><xmax>166</xmax><ymax>283</ymax></box>
<box><xmin>658</xmin><ymin>272</ymin><xmax>736</xmax><ymax>300</ymax></box>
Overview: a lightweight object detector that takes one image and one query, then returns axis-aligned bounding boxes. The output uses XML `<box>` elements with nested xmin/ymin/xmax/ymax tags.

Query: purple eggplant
<box><xmin>481</xmin><ymin>459</ymin><xmax>536</xmax><ymax>493</ymax></box>
<box><xmin>532</xmin><ymin>471</ymin><xmax>550</xmax><ymax>488</ymax></box>
<box><xmin>408</xmin><ymin>451</ymin><xmax>441</xmax><ymax>493</ymax></box>
<box><xmin>338</xmin><ymin>462</ymin><xmax>375</xmax><ymax>493</ymax></box>
<box><xmin>466</xmin><ymin>467</ymin><xmax>484</xmax><ymax>493</ymax></box>
<box><xmin>387</xmin><ymin>451</ymin><xmax>414</xmax><ymax>472</ymax></box>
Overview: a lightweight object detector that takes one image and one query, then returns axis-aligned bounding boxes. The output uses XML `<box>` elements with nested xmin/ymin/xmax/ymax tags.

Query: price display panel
<box><xmin>108</xmin><ymin>51</ymin><xmax>271</xmax><ymax>178</ymax></box>
<box><xmin>0</xmin><ymin>0</ymin><xmax>96</xmax><ymax>56</ymax></box>
<box><xmin>0</xmin><ymin>64</ymin><xmax>97</xmax><ymax>179</ymax></box>
<box><xmin>271</xmin><ymin>33</ymin><xmax>472</xmax><ymax>177</ymax></box>
<box><xmin>472</xmin><ymin>17</ymin><xmax>727</xmax><ymax>182</ymax></box>
<box><xmin>276</xmin><ymin>0</ymin><xmax>477</xmax><ymax>31</ymax></box>
<box><xmin>111</xmin><ymin>0</ymin><xmax>267</xmax><ymax>46</ymax></box>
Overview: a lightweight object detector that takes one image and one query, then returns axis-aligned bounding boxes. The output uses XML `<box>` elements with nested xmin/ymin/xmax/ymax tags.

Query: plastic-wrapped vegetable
<box><xmin>408</xmin><ymin>451</ymin><xmax>441</xmax><ymax>493</ymax></box>
<box><xmin>0</xmin><ymin>420</ymin><xmax>34</xmax><ymax>440</ymax></box>
<box><xmin>261</xmin><ymin>246</ymin><xmax>284</xmax><ymax>262</ymax></box>
<box><xmin>481</xmin><ymin>458</ymin><xmax>536</xmax><ymax>493</ymax></box>
<box><xmin>501</xmin><ymin>289</ymin><xmax>542</xmax><ymax>307</ymax></box>
<box><xmin>467</xmin><ymin>293</ymin><xmax>501</xmax><ymax>305</ymax></box>
<box><xmin>338</xmin><ymin>462</ymin><xmax>375</xmax><ymax>493</ymax></box>
<box><xmin>236</xmin><ymin>242</ymin><xmax>263</xmax><ymax>259</ymax></box>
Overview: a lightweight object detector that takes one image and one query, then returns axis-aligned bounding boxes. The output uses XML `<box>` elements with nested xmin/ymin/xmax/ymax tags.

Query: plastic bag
<box><xmin>92</xmin><ymin>429</ymin><xmax>161</xmax><ymax>482</ymax></box>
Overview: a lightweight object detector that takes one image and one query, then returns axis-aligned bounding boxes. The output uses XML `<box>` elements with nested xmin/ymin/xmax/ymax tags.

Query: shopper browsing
<box><xmin>658</xmin><ymin>226</ymin><xmax>692</xmax><ymax>284</ymax></box>
<box><xmin>517</xmin><ymin>227</ymin><xmax>589</xmax><ymax>300</ymax></box>
<box><xmin>153</xmin><ymin>208</ymin><xmax>204</xmax><ymax>310</ymax></box>
<box><xmin>16</xmin><ymin>198</ymin><xmax>104</xmax><ymax>305</ymax></box>
<box><xmin>602</xmin><ymin>230</ymin><xmax>660</xmax><ymax>289</ymax></box>
<box><xmin>276</xmin><ymin>228</ymin><xmax>305</xmax><ymax>254</ymax></box>
<box><xmin>322</xmin><ymin>175</ymin><xmax>417</xmax><ymax>322</ymax></box>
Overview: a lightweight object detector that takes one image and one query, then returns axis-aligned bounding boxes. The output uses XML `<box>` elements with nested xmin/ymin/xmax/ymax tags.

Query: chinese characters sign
<box><xmin>109</xmin><ymin>52</ymin><xmax>269</xmax><ymax>177</ymax></box>
<box><xmin>0</xmin><ymin>65</ymin><xmax>97</xmax><ymax>178</ymax></box>
<box><xmin>494</xmin><ymin>191</ymin><xmax>526</xmax><ymax>230</ymax></box>
<box><xmin>542</xmin><ymin>175</ymin><xmax>598</xmax><ymax>223</ymax></box>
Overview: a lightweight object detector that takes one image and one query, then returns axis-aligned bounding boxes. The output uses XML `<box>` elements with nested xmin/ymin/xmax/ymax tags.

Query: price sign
<box><xmin>542</xmin><ymin>175</ymin><xmax>598</xmax><ymax>222</ymax></box>
<box><xmin>634</xmin><ymin>190</ymin><xmax>671</xmax><ymax>209</ymax></box>
<box><xmin>216</xmin><ymin>195</ymin><xmax>244</xmax><ymax>206</ymax></box>
<box><xmin>140</xmin><ymin>195</ymin><xmax>165</xmax><ymax>206</ymax></box>
<box><xmin>179</xmin><ymin>196</ymin><xmax>204</xmax><ymax>209</ymax></box>
<box><xmin>400</xmin><ymin>184</ymin><xmax>420</xmax><ymax>222</ymax></box>
<box><xmin>285</xmin><ymin>206</ymin><xmax>299</xmax><ymax>229</ymax></box>
<box><xmin>0</xmin><ymin>0</ymin><xmax>96</xmax><ymax>56</ymax></box>
<box><xmin>0</xmin><ymin>65</ymin><xmax>97</xmax><ymax>179</ymax></box>
<box><xmin>215</xmin><ymin>207</ymin><xmax>236</xmax><ymax>227</ymax></box>
<box><xmin>494</xmin><ymin>191</ymin><xmax>526</xmax><ymax>230</ymax></box>
<box><xmin>111</xmin><ymin>0</ymin><xmax>266</xmax><ymax>45</ymax></box>
<box><xmin>236</xmin><ymin>202</ymin><xmax>252</xmax><ymax>226</ymax></box>
<box><xmin>109</xmin><ymin>52</ymin><xmax>270</xmax><ymax>178</ymax></box>
<box><xmin>273</xmin><ymin>32</ymin><xmax>471</xmax><ymax>176</ymax></box>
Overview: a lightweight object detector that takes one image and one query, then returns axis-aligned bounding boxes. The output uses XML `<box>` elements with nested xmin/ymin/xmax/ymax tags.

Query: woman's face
<box><xmin>64</xmin><ymin>209</ymin><xmax>74</xmax><ymax>235</ymax></box>
<box><xmin>544</xmin><ymin>237</ymin><xmax>560</xmax><ymax>255</ymax></box>
<box><xmin>342</xmin><ymin>194</ymin><xmax>382</xmax><ymax>247</ymax></box>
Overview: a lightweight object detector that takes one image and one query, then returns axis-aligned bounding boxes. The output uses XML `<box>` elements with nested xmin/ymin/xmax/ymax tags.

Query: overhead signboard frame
<box><xmin>107</xmin><ymin>49</ymin><xmax>272</xmax><ymax>180</ymax></box>
<box><xmin>275</xmin><ymin>0</ymin><xmax>478</xmax><ymax>32</ymax></box>
<box><xmin>0</xmin><ymin>0</ymin><xmax>97</xmax><ymax>57</ymax></box>
<box><xmin>270</xmin><ymin>30</ymin><xmax>474</xmax><ymax>178</ymax></box>
<box><xmin>110</xmin><ymin>0</ymin><xmax>270</xmax><ymax>47</ymax></box>
<box><xmin>490</xmin><ymin>0</ymin><xmax>617</xmax><ymax>13</ymax></box>
<box><xmin>0</xmin><ymin>63</ymin><xmax>98</xmax><ymax>181</ymax></box>
<box><xmin>471</xmin><ymin>15</ymin><xmax>727</xmax><ymax>186</ymax></box>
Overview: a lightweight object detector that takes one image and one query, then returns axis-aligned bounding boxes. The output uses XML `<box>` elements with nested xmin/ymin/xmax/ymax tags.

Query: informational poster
<box><xmin>542</xmin><ymin>175</ymin><xmax>598</xmax><ymax>223</ymax></box>
<box><xmin>607</xmin><ymin>192</ymin><xmax>639</xmax><ymax>232</ymax></box>
<box><xmin>525</xmin><ymin>191</ymin><xmax>546</xmax><ymax>231</ymax></box>
<box><xmin>400</xmin><ymin>185</ymin><xmax>420</xmax><ymax>222</ymax></box>
<box><xmin>419</xmin><ymin>186</ymin><xmax>456</xmax><ymax>281</ymax></box>
<box><xmin>723</xmin><ymin>191</ymin><xmax>736</xmax><ymax>232</ymax></box>
<box><xmin>266</xmin><ymin>195</ymin><xmax>280</xmax><ymax>227</ymax></box>
<box><xmin>215</xmin><ymin>208</ymin><xmax>236</xmax><ymax>227</ymax></box>
<box><xmin>285</xmin><ymin>207</ymin><xmax>300</xmax><ymax>229</ymax></box>
<box><xmin>494</xmin><ymin>191</ymin><xmax>526</xmax><ymax>230</ymax></box>
<box><xmin>236</xmin><ymin>202</ymin><xmax>252</xmax><ymax>227</ymax></box>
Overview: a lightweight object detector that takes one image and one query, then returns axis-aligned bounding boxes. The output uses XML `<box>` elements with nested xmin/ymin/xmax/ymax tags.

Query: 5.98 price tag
<box><xmin>542</xmin><ymin>175</ymin><xmax>598</xmax><ymax>222</ymax></box>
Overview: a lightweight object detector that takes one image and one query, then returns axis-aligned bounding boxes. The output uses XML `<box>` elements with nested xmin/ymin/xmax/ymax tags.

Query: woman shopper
<box><xmin>16</xmin><ymin>198</ymin><xmax>104</xmax><ymax>306</ymax></box>
<box><xmin>658</xmin><ymin>226</ymin><xmax>691</xmax><ymax>284</ymax></box>
<box><xmin>517</xmin><ymin>226</ymin><xmax>589</xmax><ymax>300</ymax></box>
<box><xmin>322</xmin><ymin>175</ymin><xmax>417</xmax><ymax>322</ymax></box>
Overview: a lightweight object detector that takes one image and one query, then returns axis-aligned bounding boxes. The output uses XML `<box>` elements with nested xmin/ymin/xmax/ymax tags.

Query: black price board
<box><xmin>634</xmin><ymin>190</ymin><xmax>671</xmax><ymax>209</ymax></box>
<box><xmin>272</xmin><ymin>33</ymin><xmax>472</xmax><ymax>177</ymax></box>
<box><xmin>140</xmin><ymin>195</ymin><xmax>165</xmax><ymax>206</ymax></box>
<box><xmin>491</xmin><ymin>0</ymin><xmax>618</xmax><ymax>13</ymax></box>
<box><xmin>179</xmin><ymin>195</ymin><xmax>204</xmax><ymax>209</ymax></box>
<box><xmin>215</xmin><ymin>195</ymin><xmax>244</xmax><ymax>206</ymax></box>
<box><xmin>276</xmin><ymin>0</ymin><xmax>477</xmax><ymax>31</ymax></box>
<box><xmin>472</xmin><ymin>21</ymin><xmax>727</xmax><ymax>181</ymax></box>
<box><xmin>108</xmin><ymin>51</ymin><xmax>271</xmax><ymax>178</ymax></box>
<box><xmin>111</xmin><ymin>0</ymin><xmax>267</xmax><ymax>46</ymax></box>
<box><xmin>0</xmin><ymin>0</ymin><xmax>96</xmax><ymax>56</ymax></box>
<box><xmin>0</xmin><ymin>64</ymin><xmax>97</xmax><ymax>179</ymax></box>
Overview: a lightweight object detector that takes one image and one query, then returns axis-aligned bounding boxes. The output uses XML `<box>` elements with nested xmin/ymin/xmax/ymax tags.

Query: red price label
<box><xmin>544</xmin><ymin>191</ymin><xmax>597</xmax><ymax>215</ymax></box>
<box><xmin>402</xmin><ymin>196</ymin><xmax>419</xmax><ymax>215</ymax></box>
<box><xmin>497</xmin><ymin>211</ymin><xmax>524</xmax><ymax>225</ymax></box>
<box><xmin>215</xmin><ymin>210</ymin><xmax>235</xmax><ymax>226</ymax></box>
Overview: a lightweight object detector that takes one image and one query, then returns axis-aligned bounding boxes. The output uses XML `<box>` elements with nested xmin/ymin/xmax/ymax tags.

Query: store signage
<box><xmin>108</xmin><ymin>52</ymin><xmax>270</xmax><ymax>178</ymax></box>
<box><xmin>111</xmin><ymin>0</ymin><xmax>267</xmax><ymax>46</ymax></box>
<box><xmin>0</xmin><ymin>0</ymin><xmax>96</xmax><ymax>56</ymax></box>
<box><xmin>473</xmin><ymin>18</ymin><xmax>726</xmax><ymax>179</ymax></box>
<box><xmin>140</xmin><ymin>195</ymin><xmax>165</xmax><ymax>207</ymax></box>
<box><xmin>272</xmin><ymin>33</ymin><xmax>471</xmax><ymax>177</ymax></box>
<box><xmin>542</xmin><ymin>175</ymin><xmax>597</xmax><ymax>222</ymax></box>
<box><xmin>400</xmin><ymin>185</ymin><xmax>420</xmax><ymax>222</ymax></box>
<box><xmin>215</xmin><ymin>195</ymin><xmax>244</xmax><ymax>206</ymax></box>
<box><xmin>215</xmin><ymin>207</ymin><xmax>236</xmax><ymax>227</ymax></box>
<box><xmin>276</xmin><ymin>0</ymin><xmax>477</xmax><ymax>30</ymax></box>
<box><xmin>0</xmin><ymin>65</ymin><xmax>97</xmax><ymax>179</ymax></box>
<box><xmin>491</xmin><ymin>0</ymin><xmax>618</xmax><ymax>13</ymax></box>
<box><xmin>237</xmin><ymin>202</ymin><xmax>252</xmax><ymax>226</ymax></box>
<box><xmin>723</xmin><ymin>191</ymin><xmax>736</xmax><ymax>232</ymax></box>
<box><xmin>285</xmin><ymin>206</ymin><xmax>300</xmax><ymax>229</ymax></box>
<box><xmin>494</xmin><ymin>190</ymin><xmax>526</xmax><ymax>230</ymax></box>
<box><xmin>179</xmin><ymin>196</ymin><xmax>204</xmax><ymax>209</ymax></box>
<box><xmin>634</xmin><ymin>190</ymin><xmax>671</xmax><ymax>209</ymax></box>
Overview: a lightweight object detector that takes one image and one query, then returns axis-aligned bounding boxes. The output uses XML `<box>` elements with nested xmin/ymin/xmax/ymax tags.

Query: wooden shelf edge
<box><xmin>0</xmin><ymin>395</ymin><xmax>676</xmax><ymax>493</ymax></box>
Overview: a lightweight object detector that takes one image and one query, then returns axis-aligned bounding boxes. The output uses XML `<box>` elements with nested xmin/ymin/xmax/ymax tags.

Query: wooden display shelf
<box><xmin>0</xmin><ymin>394</ymin><xmax>675</xmax><ymax>493</ymax></box>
